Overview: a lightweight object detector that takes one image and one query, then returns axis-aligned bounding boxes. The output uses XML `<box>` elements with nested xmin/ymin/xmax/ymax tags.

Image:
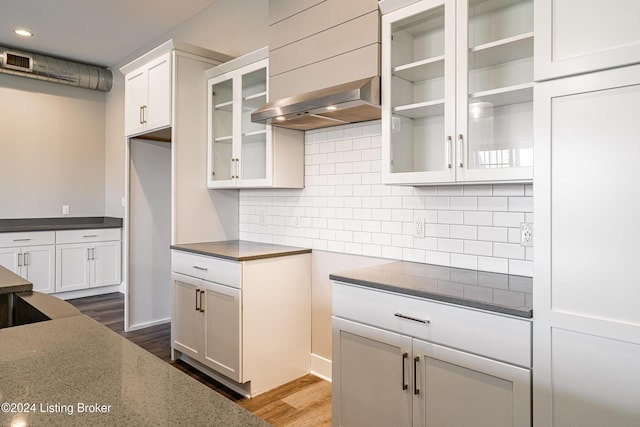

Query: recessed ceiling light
<box><xmin>14</xmin><ymin>28</ymin><xmax>33</xmax><ymax>37</ymax></box>
<box><xmin>327</xmin><ymin>106</ymin><xmax>337</xmax><ymax>111</ymax></box>
<box><xmin>276</xmin><ymin>116</ymin><xmax>285</xmax><ymax>121</ymax></box>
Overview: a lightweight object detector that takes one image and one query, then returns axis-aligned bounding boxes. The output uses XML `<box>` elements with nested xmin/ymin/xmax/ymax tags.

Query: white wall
<box><xmin>0</xmin><ymin>73</ymin><xmax>106</xmax><ymax>218</ymax></box>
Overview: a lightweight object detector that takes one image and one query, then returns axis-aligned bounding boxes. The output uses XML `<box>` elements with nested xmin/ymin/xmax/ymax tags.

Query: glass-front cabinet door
<box><xmin>457</xmin><ymin>0</ymin><xmax>533</xmax><ymax>182</ymax></box>
<box><xmin>239</xmin><ymin>64</ymin><xmax>271</xmax><ymax>186</ymax></box>
<box><xmin>381</xmin><ymin>0</ymin><xmax>533</xmax><ymax>185</ymax></box>
<box><xmin>382</xmin><ymin>0</ymin><xmax>457</xmax><ymax>185</ymax></box>
<box><xmin>208</xmin><ymin>77</ymin><xmax>235</xmax><ymax>186</ymax></box>
<box><xmin>207</xmin><ymin>58</ymin><xmax>272</xmax><ymax>188</ymax></box>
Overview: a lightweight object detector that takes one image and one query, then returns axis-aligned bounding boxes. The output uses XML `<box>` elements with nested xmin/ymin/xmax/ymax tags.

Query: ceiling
<box><xmin>0</xmin><ymin>0</ymin><xmax>221</xmax><ymax>68</ymax></box>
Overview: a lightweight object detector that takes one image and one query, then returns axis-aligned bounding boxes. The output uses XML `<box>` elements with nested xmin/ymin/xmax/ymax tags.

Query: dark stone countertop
<box><xmin>171</xmin><ymin>240</ymin><xmax>311</xmax><ymax>261</ymax></box>
<box><xmin>0</xmin><ymin>217</ymin><xmax>123</xmax><ymax>233</ymax></box>
<box><xmin>330</xmin><ymin>261</ymin><xmax>533</xmax><ymax>318</ymax></box>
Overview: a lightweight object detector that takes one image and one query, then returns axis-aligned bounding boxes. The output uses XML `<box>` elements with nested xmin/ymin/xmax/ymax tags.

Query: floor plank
<box><xmin>67</xmin><ymin>292</ymin><xmax>331</xmax><ymax>426</ymax></box>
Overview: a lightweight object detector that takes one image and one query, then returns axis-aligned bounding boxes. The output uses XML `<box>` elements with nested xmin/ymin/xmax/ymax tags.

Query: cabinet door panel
<box><xmin>413</xmin><ymin>338</ymin><xmax>531</xmax><ymax>427</ymax></box>
<box><xmin>535</xmin><ymin>0</ymin><xmax>640</xmax><ymax>80</ymax></box>
<box><xmin>146</xmin><ymin>53</ymin><xmax>172</xmax><ymax>131</ymax></box>
<box><xmin>24</xmin><ymin>245</ymin><xmax>55</xmax><ymax>294</ymax></box>
<box><xmin>172</xmin><ymin>278</ymin><xmax>202</xmax><ymax>359</ymax></box>
<box><xmin>56</xmin><ymin>244</ymin><xmax>90</xmax><ymax>292</ymax></box>
<box><xmin>203</xmin><ymin>282</ymin><xmax>241</xmax><ymax>382</ymax></box>
<box><xmin>332</xmin><ymin>317</ymin><xmax>412</xmax><ymax>427</ymax></box>
<box><xmin>91</xmin><ymin>241</ymin><xmax>121</xmax><ymax>288</ymax></box>
<box><xmin>0</xmin><ymin>247</ymin><xmax>21</xmax><ymax>275</ymax></box>
<box><xmin>549</xmin><ymin>76</ymin><xmax>640</xmax><ymax>325</ymax></box>
<box><xmin>549</xmin><ymin>328</ymin><xmax>640</xmax><ymax>426</ymax></box>
<box><xmin>124</xmin><ymin>68</ymin><xmax>147</xmax><ymax>136</ymax></box>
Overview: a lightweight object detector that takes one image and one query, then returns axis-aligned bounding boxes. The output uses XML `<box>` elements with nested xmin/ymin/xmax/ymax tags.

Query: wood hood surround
<box><xmin>258</xmin><ymin>0</ymin><xmax>381</xmax><ymax>130</ymax></box>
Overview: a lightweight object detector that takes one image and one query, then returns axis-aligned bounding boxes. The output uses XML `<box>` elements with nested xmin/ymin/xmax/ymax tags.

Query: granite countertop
<box><xmin>330</xmin><ymin>261</ymin><xmax>533</xmax><ymax>318</ymax></box>
<box><xmin>0</xmin><ymin>315</ymin><xmax>270</xmax><ymax>427</ymax></box>
<box><xmin>0</xmin><ymin>217</ymin><xmax>123</xmax><ymax>233</ymax></box>
<box><xmin>0</xmin><ymin>272</ymin><xmax>269</xmax><ymax>426</ymax></box>
<box><xmin>0</xmin><ymin>265</ymin><xmax>32</xmax><ymax>294</ymax></box>
<box><xmin>171</xmin><ymin>240</ymin><xmax>312</xmax><ymax>261</ymax></box>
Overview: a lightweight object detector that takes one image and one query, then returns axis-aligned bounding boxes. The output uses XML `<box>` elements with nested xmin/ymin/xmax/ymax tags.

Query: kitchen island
<box><xmin>0</xmin><ymin>266</ymin><xmax>270</xmax><ymax>427</ymax></box>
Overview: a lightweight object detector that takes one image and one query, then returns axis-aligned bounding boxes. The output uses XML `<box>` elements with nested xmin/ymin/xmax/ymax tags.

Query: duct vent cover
<box><xmin>4</xmin><ymin>52</ymin><xmax>33</xmax><ymax>72</ymax></box>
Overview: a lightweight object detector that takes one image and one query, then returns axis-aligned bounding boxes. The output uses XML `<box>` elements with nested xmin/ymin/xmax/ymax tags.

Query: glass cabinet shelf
<box><xmin>242</xmin><ymin>129</ymin><xmax>267</xmax><ymax>144</ymax></box>
<box><xmin>393</xmin><ymin>55</ymin><xmax>445</xmax><ymax>82</ymax></box>
<box><xmin>469</xmin><ymin>32</ymin><xmax>533</xmax><ymax>69</ymax></box>
<box><xmin>393</xmin><ymin>99</ymin><xmax>445</xmax><ymax>118</ymax></box>
<box><xmin>470</xmin><ymin>82</ymin><xmax>533</xmax><ymax>107</ymax></box>
<box><xmin>214</xmin><ymin>100</ymin><xmax>233</xmax><ymax>111</ymax></box>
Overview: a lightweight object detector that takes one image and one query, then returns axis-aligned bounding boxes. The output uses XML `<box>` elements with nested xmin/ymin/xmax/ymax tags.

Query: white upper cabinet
<box><xmin>381</xmin><ymin>0</ymin><xmax>534</xmax><ymax>185</ymax></box>
<box><xmin>124</xmin><ymin>53</ymin><xmax>172</xmax><ymax>137</ymax></box>
<box><xmin>535</xmin><ymin>0</ymin><xmax>640</xmax><ymax>81</ymax></box>
<box><xmin>206</xmin><ymin>48</ymin><xmax>304</xmax><ymax>189</ymax></box>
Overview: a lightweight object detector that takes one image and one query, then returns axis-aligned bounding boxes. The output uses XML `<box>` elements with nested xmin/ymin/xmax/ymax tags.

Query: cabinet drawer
<box><xmin>0</xmin><ymin>231</ymin><xmax>56</xmax><ymax>247</ymax></box>
<box><xmin>56</xmin><ymin>228</ymin><xmax>121</xmax><ymax>244</ymax></box>
<box><xmin>172</xmin><ymin>250</ymin><xmax>241</xmax><ymax>289</ymax></box>
<box><xmin>333</xmin><ymin>282</ymin><xmax>531</xmax><ymax>368</ymax></box>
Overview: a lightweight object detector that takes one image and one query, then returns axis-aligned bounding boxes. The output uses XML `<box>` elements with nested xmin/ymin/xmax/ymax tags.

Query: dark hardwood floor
<box><xmin>67</xmin><ymin>292</ymin><xmax>331</xmax><ymax>426</ymax></box>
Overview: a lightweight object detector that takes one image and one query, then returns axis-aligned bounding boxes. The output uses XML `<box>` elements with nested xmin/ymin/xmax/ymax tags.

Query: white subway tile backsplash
<box><xmin>450</xmin><ymin>197</ymin><xmax>478</xmax><ymax>211</ymax></box>
<box><xmin>478</xmin><ymin>197</ymin><xmax>508</xmax><ymax>212</ymax></box>
<box><xmin>464</xmin><ymin>211</ymin><xmax>493</xmax><ymax>226</ymax></box>
<box><xmin>494</xmin><ymin>212</ymin><xmax>525</xmax><ymax>227</ymax></box>
<box><xmin>438</xmin><ymin>210</ymin><xmax>464</xmax><ymax>225</ymax></box>
<box><xmin>493</xmin><ymin>184</ymin><xmax>525</xmax><ymax>196</ymax></box>
<box><xmin>238</xmin><ymin>121</ymin><xmax>533</xmax><ymax>277</ymax></box>
<box><xmin>450</xmin><ymin>225</ymin><xmax>477</xmax><ymax>240</ymax></box>
<box><xmin>493</xmin><ymin>243</ymin><xmax>525</xmax><ymax>260</ymax></box>
<box><xmin>508</xmin><ymin>197</ymin><xmax>533</xmax><ymax>212</ymax></box>
<box><xmin>477</xmin><ymin>226</ymin><xmax>508</xmax><ymax>242</ymax></box>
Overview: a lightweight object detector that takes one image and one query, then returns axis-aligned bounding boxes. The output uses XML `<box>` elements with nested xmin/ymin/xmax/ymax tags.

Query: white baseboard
<box><xmin>53</xmin><ymin>285</ymin><xmax>121</xmax><ymax>300</ymax></box>
<box><xmin>127</xmin><ymin>317</ymin><xmax>170</xmax><ymax>332</ymax></box>
<box><xmin>310</xmin><ymin>353</ymin><xmax>332</xmax><ymax>382</ymax></box>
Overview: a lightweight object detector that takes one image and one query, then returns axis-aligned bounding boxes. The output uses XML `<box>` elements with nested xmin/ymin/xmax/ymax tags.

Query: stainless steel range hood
<box><xmin>251</xmin><ymin>76</ymin><xmax>380</xmax><ymax>131</ymax></box>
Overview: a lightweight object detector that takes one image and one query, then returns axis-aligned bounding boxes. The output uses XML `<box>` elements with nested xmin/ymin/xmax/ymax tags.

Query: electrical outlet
<box><xmin>293</xmin><ymin>215</ymin><xmax>301</xmax><ymax>228</ymax></box>
<box><xmin>414</xmin><ymin>217</ymin><xmax>425</xmax><ymax>238</ymax></box>
<box><xmin>260</xmin><ymin>213</ymin><xmax>267</xmax><ymax>226</ymax></box>
<box><xmin>520</xmin><ymin>222</ymin><xmax>533</xmax><ymax>247</ymax></box>
<box><xmin>62</xmin><ymin>205</ymin><xmax>70</xmax><ymax>215</ymax></box>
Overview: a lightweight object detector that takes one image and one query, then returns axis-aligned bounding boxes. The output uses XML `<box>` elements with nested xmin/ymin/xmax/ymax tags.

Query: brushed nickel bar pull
<box><xmin>17</xmin><ymin>253</ymin><xmax>23</xmax><ymax>267</ymax></box>
<box><xmin>195</xmin><ymin>289</ymin><xmax>200</xmax><ymax>311</ymax></box>
<box><xmin>83</xmin><ymin>235</ymin><xmax>99</xmax><ymax>238</ymax></box>
<box><xmin>91</xmin><ymin>248</ymin><xmax>96</xmax><ymax>260</ymax></box>
<box><xmin>394</xmin><ymin>313</ymin><xmax>430</xmax><ymax>324</ymax></box>
<box><xmin>414</xmin><ymin>356</ymin><xmax>420</xmax><ymax>395</ymax></box>
<box><xmin>199</xmin><ymin>290</ymin><xmax>204</xmax><ymax>313</ymax></box>
<box><xmin>24</xmin><ymin>252</ymin><xmax>30</xmax><ymax>266</ymax></box>
<box><xmin>192</xmin><ymin>266</ymin><xmax>208</xmax><ymax>272</ymax></box>
<box><xmin>12</xmin><ymin>238</ymin><xmax>31</xmax><ymax>242</ymax></box>
<box><xmin>142</xmin><ymin>105</ymin><xmax>147</xmax><ymax>124</ymax></box>
<box><xmin>402</xmin><ymin>352</ymin><xmax>408</xmax><ymax>391</ymax></box>
<box><xmin>87</xmin><ymin>248</ymin><xmax>92</xmax><ymax>261</ymax></box>
<box><xmin>446</xmin><ymin>135</ymin><xmax>453</xmax><ymax>169</ymax></box>
<box><xmin>139</xmin><ymin>106</ymin><xmax>144</xmax><ymax>124</ymax></box>
<box><xmin>457</xmin><ymin>134</ymin><xmax>464</xmax><ymax>168</ymax></box>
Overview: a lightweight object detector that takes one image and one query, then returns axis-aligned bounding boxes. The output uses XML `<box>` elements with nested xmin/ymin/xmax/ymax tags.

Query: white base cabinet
<box><xmin>55</xmin><ymin>229</ymin><xmax>122</xmax><ymax>293</ymax></box>
<box><xmin>171</xmin><ymin>250</ymin><xmax>311</xmax><ymax>397</ymax></box>
<box><xmin>0</xmin><ymin>231</ymin><xmax>55</xmax><ymax>294</ymax></box>
<box><xmin>332</xmin><ymin>282</ymin><xmax>531</xmax><ymax>427</ymax></box>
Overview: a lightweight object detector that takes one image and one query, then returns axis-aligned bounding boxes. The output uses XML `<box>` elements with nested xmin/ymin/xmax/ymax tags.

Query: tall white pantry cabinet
<box><xmin>533</xmin><ymin>1</ymin><xmax>640</xmax><ymax>426</ymax></box>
